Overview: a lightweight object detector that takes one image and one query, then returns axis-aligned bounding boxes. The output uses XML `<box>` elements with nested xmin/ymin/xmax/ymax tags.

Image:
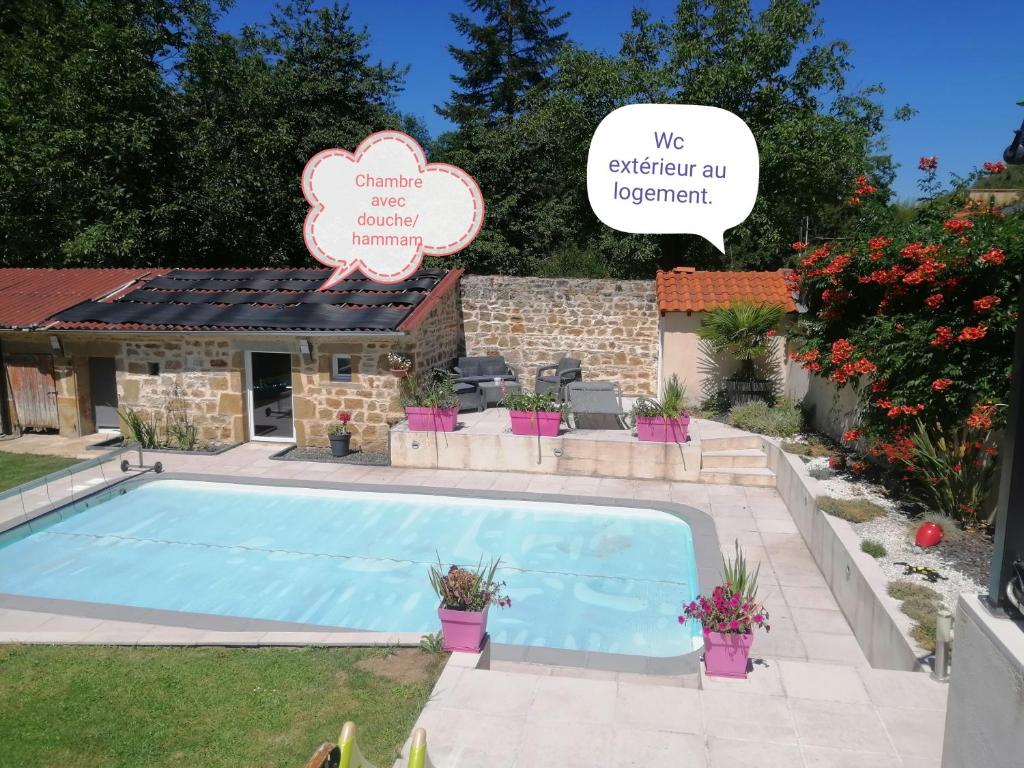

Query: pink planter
<box><xmin>438</xmin><ymin>604</ymin><xmax>489</xmax><ymax>652</ymax></box>
<box><xmin>509</xmin><ymin>410</ymin><xmax>562</xmax><ymax>437</ymax></box>
<box><xmin>702</xmin><ymin>629</ymin><xmax>754</xmax><ymax>678</ymax></box>
<box><xmin>405</xmin><ymin>406</ymin><xmax>458</xmax><ymax>432</ymax></box>
<box><xmin>636</xmin><ymin>415</ymin><xmax>690</xmax><ymax>442</ymax></box>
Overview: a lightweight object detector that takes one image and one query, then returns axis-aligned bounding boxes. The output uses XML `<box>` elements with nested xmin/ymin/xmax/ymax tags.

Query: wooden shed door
<box><xmin>4</xmin><ymin>354</ymin><xmax>59</xmax><ymax>430</ymax></box>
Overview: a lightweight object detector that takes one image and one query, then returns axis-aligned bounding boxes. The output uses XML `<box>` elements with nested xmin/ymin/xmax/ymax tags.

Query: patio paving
<box><xmin>0</xmin><ymin>440</ymin><xmax>947</xmax><ymax>766</ymax></box>
<box><xmin>0</xmin><ymin>431</ymin><xmax>112</xmax><ymax>459</ymax></box>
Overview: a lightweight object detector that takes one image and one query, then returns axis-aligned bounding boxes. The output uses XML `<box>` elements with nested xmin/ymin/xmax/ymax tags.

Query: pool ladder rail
<box><xmin>304</xmin><ymin>722</ymin><xmax>433</xmax><ymax>768</ymax></box>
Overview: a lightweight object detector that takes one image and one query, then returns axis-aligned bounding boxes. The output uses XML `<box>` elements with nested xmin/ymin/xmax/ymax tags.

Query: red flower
<box><xmin>842</xmin><ymin>429</ymin><xmax>861</xmax><ymax>443</ymax></box>
<box><xmin>830</xmin><ymin>338</ymin><xmax>854</xmax><ymax>363</ymax></box>
<box><xmin>980</xmin><ymin>247</ymin><xmax>1006</xmax><ymax>266</ymax></box>
<box><xmin>337</xmin><ymin>411</ymin><xmax>352</xmax><ymax>424</ymax></box>
<box><xmin>983</xmin><ymin>161</ymin><xmax>1006</xmax><ymax>174</ymax></box>
<box><xmin>848</xmin><ymin>195</ymin><xmax>862</xmax><ymax>207</ymax></box>
<box><xmin>930</xmin><ymin>326</ymin><xmax>954</xmax><ymax>348</ymax></box>
<box><xmin>943</xmin><ymin>219</ymin><xmax>974</xmax><ymax>233</ymax></box>
<box><xmin>854</xmin><ymin>175</ymin><xmax>877</xmax><ymax>196</ymax></box>
<box><xmin>958</xmin><ymin>324</ymin><xmax>987</xmax><ymax>342</ymax></box>
<box><xmin>919</xmin><ymin>156</ymin><xmax>938</xmax><ymax>171</ymax></box>
<box><xmin>868</xmin><ymin>236</ymin><xmax>892</xmax><ymax>251</ymax></box>
<box><xmin>828</xmin><ymin>455</ymin><xmax>845</xmax><ymax>470</ymax></box>
<box><xmin>791</xmin><ymin>241</ymin><xmax>807</xmax><ymax>251</ymax></box>
<box><xmin>766</xmin><ymin>329</ymin><xmax>778</xmax><ymax>337</ymax></box>
<box><xmin>931</xmin><ymin>378</ymin><xmax>953</xmax><ymax>392</ymax></box>
<box><xmin>967</xmin><ymin>404</ymin><xmax>996</xmax><ymax>430</ymax></box>
<box><xmin>925</xmin><ymin>293</ymin><xmax>944</xmax><ymax>309</ymax></box>
<box><xmin>973</xmin><ymin>295</ymin><xmax>1001</xmax><ymax>312</ymax></box>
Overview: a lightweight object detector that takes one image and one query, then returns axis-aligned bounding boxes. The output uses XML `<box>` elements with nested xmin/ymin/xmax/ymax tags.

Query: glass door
<box><xmin>246</xmin><ymin>352</ymin><xmax>294</xmax><ymax>441</ymax></box>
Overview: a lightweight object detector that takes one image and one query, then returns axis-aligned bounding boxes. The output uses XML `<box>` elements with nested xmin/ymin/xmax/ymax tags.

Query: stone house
<box><xmin>0</xmin><ymin>267</ymin><xmax>461</xmax><ymax>451</ymax></box>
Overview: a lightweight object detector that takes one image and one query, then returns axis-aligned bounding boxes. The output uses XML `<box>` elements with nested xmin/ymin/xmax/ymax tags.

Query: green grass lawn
<box><xmin>0</xmin><ymin>451</ymin><xmax>80</xmax><ymax>492</ymax></box>
<box><xmin>0</xmin><ymin>645</ymin><xmax>446</xmax><ymax>768</ymax></box>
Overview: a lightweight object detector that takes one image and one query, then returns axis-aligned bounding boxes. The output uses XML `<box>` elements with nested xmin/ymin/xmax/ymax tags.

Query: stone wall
<box><xmin>119</xmin><ymin>337</ymin><xmax>244</xmax><ymax>446</ymax></box>
<box><xmin>459</xmin><ymin>275</ymin><xmax>659</xmax><ymax>395</ymax></box>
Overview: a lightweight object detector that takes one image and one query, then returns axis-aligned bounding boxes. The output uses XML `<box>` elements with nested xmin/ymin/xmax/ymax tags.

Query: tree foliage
<box><xmin>0</xmin><ymin>0</ymin><xmax>405</xmax><ymax>268</ymax></box>
<box><xmin>436</xmin><ymin>0</ymin><xmax>905</xmax><ymax>277</ymax></box>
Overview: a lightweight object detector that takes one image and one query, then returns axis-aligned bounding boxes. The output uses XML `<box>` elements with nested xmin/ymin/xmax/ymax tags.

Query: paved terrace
<box><xmin>0</xmin><ymin>441</ymin><xmax>946</xmax><ymax>766</ymax></box>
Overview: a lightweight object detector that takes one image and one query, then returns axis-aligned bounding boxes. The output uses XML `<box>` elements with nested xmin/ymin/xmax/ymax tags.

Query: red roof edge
<box><xmin>398</xmin><ymin>268</ymin><xmax>464</xmax><ymax>333</ymax></box>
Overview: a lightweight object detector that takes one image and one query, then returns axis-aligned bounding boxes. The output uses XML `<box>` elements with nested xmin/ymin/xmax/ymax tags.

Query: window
<box><xmin>147</xmin><ymin>362</ymin><xmax>160</xmax><ymax>376</ymax></box>
<box><xmin>331</xmin><ymin>354</ymin><xmax>353</xmax><ymax>383</ymax></box>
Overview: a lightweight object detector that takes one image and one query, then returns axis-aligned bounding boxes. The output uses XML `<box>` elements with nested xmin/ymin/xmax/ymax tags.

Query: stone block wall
<box><xmin>119</xmin><ymin>337</ymin><xmax>244</xmax><ymax>446</ymax></box>
<box><xmin>459</xmin><ymin>275</ymin><xmax>659</xmax><ymax>395</ymax></box>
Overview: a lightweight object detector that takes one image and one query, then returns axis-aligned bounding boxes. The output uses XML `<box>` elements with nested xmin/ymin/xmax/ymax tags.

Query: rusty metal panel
<box><xmin>4</xmin><ymin>354</ymin><xmax>59</xmax><ymax>430</ymax></box>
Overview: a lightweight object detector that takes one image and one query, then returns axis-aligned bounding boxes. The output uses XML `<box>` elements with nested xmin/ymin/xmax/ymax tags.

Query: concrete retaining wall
<box><xmin>941</xmin><ymin>595</ymin><xmax>1024</xmax><ymax>767</ymax></box>
<box><xmin>765</xmin><ymin>438</ymin><xmax>925</xmax><ymax>670</ymax></box>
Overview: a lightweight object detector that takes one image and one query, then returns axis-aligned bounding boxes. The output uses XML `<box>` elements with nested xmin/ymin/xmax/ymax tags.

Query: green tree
<box><xmin>436</xmin><ymin>0</ymin><xmax>906</xmax><ymax>277</ymax></box>
<box><xmin>438</xmin><ymin>0</ymin><xmax>568</xmax><ymax>126</ymax></box>
<box><xmin>0</xmin><ymin>0</ymin><xmax>186</xmax><ymax>266</ymax></box>
<box><xmin>158</xmin><ymin>0</ymin><xmax>407</xmax><ymax>267</ymax></box>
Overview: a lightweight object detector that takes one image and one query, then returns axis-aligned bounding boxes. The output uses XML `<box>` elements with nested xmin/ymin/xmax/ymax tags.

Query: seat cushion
<box><xmin>478</xmin><ymin>356</ymin><xmax>508</xmax><ymax>376</ymax></box>
<box><xmin>458</xmin><ymin>357</ymin><xmax>482</xmax><ymax>376</ymax></box>
<box><xmin>456</xmin><ymin>374</ymin><xmax>515</xmax><ymax>385</ymax></box>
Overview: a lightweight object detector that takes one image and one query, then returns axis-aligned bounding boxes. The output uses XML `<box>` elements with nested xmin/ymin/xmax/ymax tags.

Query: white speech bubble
<box><xmin>586</xmin><ymin>104</ymin><xmax>759</xmax><ymax>253</ymax></box>
<box><xmin>302</xmin><ymin>131</ymin><xmax>484</xmax><ymax>289</ymax></box>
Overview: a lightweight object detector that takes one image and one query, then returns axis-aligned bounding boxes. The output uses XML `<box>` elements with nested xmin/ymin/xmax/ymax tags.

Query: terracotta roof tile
<box><xmin>656</xmin><ymin>267</ymin><xmax>796</xmax><ymax>313</ymax></box>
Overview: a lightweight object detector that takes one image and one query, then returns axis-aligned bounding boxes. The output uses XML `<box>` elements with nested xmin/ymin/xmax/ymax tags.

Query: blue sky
<box><xmin>219</xmin><ymin>0</ymin><xmax>1022</xmax><ymax>200</ymax></box>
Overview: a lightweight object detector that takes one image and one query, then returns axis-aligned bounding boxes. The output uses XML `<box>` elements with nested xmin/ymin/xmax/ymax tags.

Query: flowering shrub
<box><xmin>678</xmin><ymin>585</ymin><xmax>770</xmax><ymax>635</ymax></box>
<box><xmin>789</xmin><ymin>159</ymin><xmax>1022</xmax><ymax>511</ymax></box>
<box><xmin>386</xmin><ymin>352</ymin><xmax>412</xmax><ymax>371</ymax></box>
<box><xmin>429</xmin><ymin>558</ymin><xmax>511</xmax><ymax>612</ymax></box>
<box><xmin>328</xmin><ymin>410</ymin><xmax>352</xmax><ymax>436</ymax></box>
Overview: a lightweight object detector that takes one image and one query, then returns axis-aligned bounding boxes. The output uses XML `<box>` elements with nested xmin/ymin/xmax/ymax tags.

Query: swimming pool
<box><xmin>0</xmin><ymin>479</ymin><xmax>702</xmax><ymax>657</ymax></box>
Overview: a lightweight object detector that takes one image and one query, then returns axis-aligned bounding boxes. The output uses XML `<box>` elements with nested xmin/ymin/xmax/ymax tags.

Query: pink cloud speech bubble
<box><xmin>302</xmin><ymin>130</ymin><xmax>484</xmax><ymax>290</ymax></box>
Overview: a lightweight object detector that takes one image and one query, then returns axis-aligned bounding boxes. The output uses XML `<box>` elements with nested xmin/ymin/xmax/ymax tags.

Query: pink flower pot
<box><xmin>509</xmin><ymin>410</ymin><xmax>562</xmax><ymax>437</ymax></box>
<box><xmin>702</xmin><ymin>629</ymin><xmax>753</xmax><ymax>678</ymax></box>
<box><xmin>405</xmin><ymin>406</ymin><xmax>458</xmax><ymax>432</ymax></box>
<box><xmin>438</xmin><ymin>604</ymin><xmax>489</xmax><ymax>652</ymax></box>
<box><xmin>636</xmin><ymin>415</ymin><xmax>690</xmax><ymax>442</ymax></box>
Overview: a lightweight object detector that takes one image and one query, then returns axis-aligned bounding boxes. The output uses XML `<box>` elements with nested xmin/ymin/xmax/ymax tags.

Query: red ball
<box><xmin>915</xmin><ymin>522</ymin><xmax>943</xmax><ymax>548</ymax></box>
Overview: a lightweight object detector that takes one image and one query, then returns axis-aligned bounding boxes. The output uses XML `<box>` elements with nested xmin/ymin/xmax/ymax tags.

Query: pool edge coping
<box><xmin>0</xmin><ymin>471</ymin><xmax>720</xmax><ymax>675</ymax></box>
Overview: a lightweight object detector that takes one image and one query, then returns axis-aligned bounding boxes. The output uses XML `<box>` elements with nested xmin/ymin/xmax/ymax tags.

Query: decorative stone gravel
<box><xmin>271</xmin><ymin>446</ymin><xmax>390</xmax><ymax>466</ymax></box>
<box><xmin>803</xmin><ymin>453</ymin><xmax>989</xmax><ymax>610</ymax></box>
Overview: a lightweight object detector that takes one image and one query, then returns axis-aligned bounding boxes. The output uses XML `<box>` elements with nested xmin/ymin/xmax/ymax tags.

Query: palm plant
<box><xmin>699</xmin><ymin>302</ymin><xmax>785</xmax><ymax>380</ymax></box>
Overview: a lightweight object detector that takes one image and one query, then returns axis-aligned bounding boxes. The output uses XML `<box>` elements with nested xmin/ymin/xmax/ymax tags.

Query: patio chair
<box><xmin>535</xmin><ymin>356</ymin><xmax>582</xmax><ymax>402</ymax></box>
<box><xmin>452</xmin><ymin>355</ymin><xmax>518</xmax><ymax>386</ymax></box>
<box><xmin>564</xmin><ymin>381</ymin><xmax>630</xmax><ymax>430</ymax></box>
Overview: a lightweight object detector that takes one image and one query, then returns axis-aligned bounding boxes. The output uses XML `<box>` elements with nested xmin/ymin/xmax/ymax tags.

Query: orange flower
<box><xmin>925</xmin><ymin>293</ymin><xmax>944</xmax><ymax>309</ymax></box>
<box><xmin>973</xmin><ymin>295</ymin><xmax>1001</xmax><ymax>312</ymax></box>
<box><xmin>980</xmin><ymin>247</ymin><xmax>1005</xmax><ymax>265</ymax></box>
<box><xmin>931</xmin><ymin>378</ymin><xmax>953</xmax><ymax>391</ymax></box>
<box><xmin>958</xmin><ymin>324</ymin><xmax>987</xmax><ymax>342</ymax></box>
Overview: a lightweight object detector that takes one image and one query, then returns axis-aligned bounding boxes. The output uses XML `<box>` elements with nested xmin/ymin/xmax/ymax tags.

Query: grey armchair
<box><xmin>453</xmin><ymin>355</ymin><xmax>518</xmax><ymax>386</ymax></box>
<box><xmin>535</xmin><ymin>356</ymin><xmax>582</xmax><ymax>401</ymax></box>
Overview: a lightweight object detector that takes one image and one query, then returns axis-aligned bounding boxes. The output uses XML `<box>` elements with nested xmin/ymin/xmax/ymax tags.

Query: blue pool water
<box><xmin>0</xmin><ymin>480</ymin><xmax>701</xmax><ymax>656</ymax></box>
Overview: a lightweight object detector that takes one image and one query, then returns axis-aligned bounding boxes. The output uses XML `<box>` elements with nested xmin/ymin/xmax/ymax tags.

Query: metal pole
<box><xmin>986</xmin><ymin>282</ymin><xmax>1024</xmax><ymax>611</ymax></box>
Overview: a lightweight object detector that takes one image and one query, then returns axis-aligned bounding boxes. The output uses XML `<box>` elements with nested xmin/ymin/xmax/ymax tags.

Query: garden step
<box><xmin>699</xmin><ymin>467</ymin><xmax>776</xmax><ymax>487</ymax></box>
<box><xmin>700</xmin><ymin>435</ymin><xmax>764</xmax><ymax>452</ymax></box>
<box><xmin>700</xmin><ymin>448</ymin><xmax>769</xmax><ymax>469</ymax></box>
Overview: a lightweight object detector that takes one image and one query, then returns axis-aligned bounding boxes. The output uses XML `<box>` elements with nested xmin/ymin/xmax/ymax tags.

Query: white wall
<box><xmin>784</xmin><ymin>359</ymin><xmax>862</xmax><ymax>441</ymax></box>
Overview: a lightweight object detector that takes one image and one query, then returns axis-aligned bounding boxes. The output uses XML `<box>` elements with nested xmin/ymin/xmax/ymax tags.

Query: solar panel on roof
<box><xmin>122</xmin><ymin>289</ymin><xmax>423</xmax><ymax>307</ymax></box>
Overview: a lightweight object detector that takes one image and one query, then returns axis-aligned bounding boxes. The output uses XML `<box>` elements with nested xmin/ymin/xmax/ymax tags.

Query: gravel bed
<box><xmin>271</xmin><ymin>446</ymin><xmax>390</xmax><ymax>466</ymax></box>
<box><xmin>803</xmin><ymin>452</ymin><xmax>990</xmax><ymax>610</ymax></box>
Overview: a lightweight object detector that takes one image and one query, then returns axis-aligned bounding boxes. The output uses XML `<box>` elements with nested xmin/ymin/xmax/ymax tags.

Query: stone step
<box><xmin>699</xmin><ymin>467</ymin><xmax>776</xmax><ymax>487</ymax></box>
<box><xmin>701</xmin><ymin>448</ymin><xmax>769</xmax><ymax>469</ymax></box>
<box><xmin>700</xmin><ymin>435</ymin><xmax>764</xmax><ymax>452</ymax></box>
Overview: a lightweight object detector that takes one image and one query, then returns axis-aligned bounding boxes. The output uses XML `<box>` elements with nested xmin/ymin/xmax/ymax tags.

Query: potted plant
<box><xmin>698</xmin><ymin>302</ymin><xmax>785</xmax><ymax>406</ymax></box>
<box><xmin>679</xmin><ymin>541</ymin><xmax>770</xmax><ymax>678</ymax></box>
<box><xmin>631</xmin><ymin>374</ymin><xmax>690</xmax><ymax>442</ymax></box>
<box><xmin>502</xmin><ymin>390</ymin><xmax>566</xmax><ymax>437</ymax></box>
<box><xmin>401</xmin><ymin>371</ymin><xmax>459</xmax><ymax>432</ymax></box>
<box><xmin>429</xmin><ymin>557</ymin><xmax>511</xmax><ymax>652</ymax></box>
<box><xmin>328</xmin><ymin>410</ymin><xmax>353</xmax><ymax>457</ymax></box>
<box><xmin>386</xmin><ymin>351</ymin><xmax>412</xmax><ymax>378</ymax></box>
